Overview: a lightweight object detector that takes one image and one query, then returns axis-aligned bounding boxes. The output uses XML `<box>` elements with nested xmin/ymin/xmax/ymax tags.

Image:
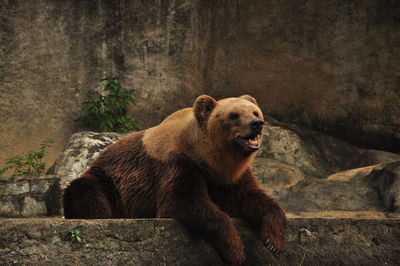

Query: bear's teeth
<box><xmin>248</xmin><ymin>139</ymin><xmax>259</xmax><ymax>147</ymax></box>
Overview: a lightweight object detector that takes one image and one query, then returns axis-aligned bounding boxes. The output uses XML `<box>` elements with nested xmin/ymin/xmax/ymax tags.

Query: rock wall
<box><xmin>1</xmin><ymin>0</ymin><xmax>399</xmax><ymax>171</ymax></box>
<box><xmin>195</xmin><ymin>0</ymin><xmax>400</xmax><ymax>152</ymax></box>
<box><xmin>0</xmin><ymin>0</ymin><xmax>197</xmax><ymax>169</ymax></box>
<box><xmin>0</xmin><ymin>175</ymin><xmax>60</xmax><ymax>217</ymax></box>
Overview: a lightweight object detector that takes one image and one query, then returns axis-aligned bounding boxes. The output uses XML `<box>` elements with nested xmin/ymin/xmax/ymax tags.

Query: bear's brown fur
<box><xmin>63</xmin><ymin>95</ymin><xmax>286</xmax><ymax>264</ymax></box>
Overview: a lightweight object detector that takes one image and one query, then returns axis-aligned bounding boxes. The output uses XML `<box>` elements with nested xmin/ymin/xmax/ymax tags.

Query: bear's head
<box><xmin>194</xmin><ymin>95</ymin><xmax>264</xmax><ymax>156</ymax></box>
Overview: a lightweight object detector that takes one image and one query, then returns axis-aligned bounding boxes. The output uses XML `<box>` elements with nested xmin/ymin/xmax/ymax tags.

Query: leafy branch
<box><xmin>77</xmin><ymin>76</ymin><xmax>138</xmax><ymax>133</ymax></box>
<box><xmin>0</xmin><ymin>138</ymin><xmax>54</xmax><ymax>176</ymax></box>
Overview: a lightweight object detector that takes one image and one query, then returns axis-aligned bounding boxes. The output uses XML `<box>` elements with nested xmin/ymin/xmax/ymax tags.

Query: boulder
<box><xmin>258</xmin><ymin>118</ymin><xmax>400</xmax><ymax>179</ymax></box>
<box><xmin>281</xmin><ymin>166</ymin><xmax>379</xmax><ymax>212</ymax></box>
<box><xmin>47</xmin><ymin>132</ymin><xmax>123</xmax><ymax>189</ymax></box>
<box><xmin>281</xmin><ymin>162</ymin><xmax>400</xmax><ymax>213</ymax></box>
<box><xmin>258</xmin><ymin>117</ymin><xmax>361</xmax><ymax>178</ymax></box>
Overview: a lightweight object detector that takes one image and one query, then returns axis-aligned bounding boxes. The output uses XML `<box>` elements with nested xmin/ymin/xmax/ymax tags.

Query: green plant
<box><xmin>0</xmin><ymin>138</ymin><xmax>54</xmax><ymax>177</ymax></box>
<box><xmin>78</xmin><ymin>76</ymin><xmax>138</xmax><ymax>132</ymax></box>
<box><xmin>68</xmin><ymin>222</ymin><xmax>86</xmax><ymax>242</ymax></box>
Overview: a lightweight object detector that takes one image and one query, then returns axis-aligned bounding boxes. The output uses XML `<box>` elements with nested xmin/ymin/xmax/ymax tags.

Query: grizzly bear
<box><xmin>63</xmin><ymin>95</ymin><xmax>286</xmax><ymax>264</ymax></box>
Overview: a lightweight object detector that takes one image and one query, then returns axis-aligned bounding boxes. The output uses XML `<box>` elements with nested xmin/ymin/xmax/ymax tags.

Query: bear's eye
<box><xmin>229</xmin><ymin>113</ymin><xmax>240</xmax><ymax>120</ymax></box>
<box><xmin>253</xmin><ymin>111</ymin><xmax>259</xmax><ymax>117</ymax></box>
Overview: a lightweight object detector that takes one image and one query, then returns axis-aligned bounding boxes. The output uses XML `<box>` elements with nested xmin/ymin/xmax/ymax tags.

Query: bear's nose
<box><xmin>250</xmin><ymin>119</ymin><xmax>264</xmax><ymax>131</ymax></box>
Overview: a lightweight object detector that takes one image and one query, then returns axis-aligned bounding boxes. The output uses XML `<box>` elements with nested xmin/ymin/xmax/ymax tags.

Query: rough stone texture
<box><xmin>252</xmin><ymin>158</ymin><xmax>307</xmax><ymax>199</ymax></box>
<box><xmin>259</xmin><ymin>118</ymin><xmax>362</xmax><ymax>178</ymax></box>
<box><xmin>20</xmin><ymin>197</ymin><xmax>47</xmax><ymax>217</ymax></box>
<box><xmin>196</xmin><ymin>0</ymin><xmax>400</xmax><ymax>152</ymax></box>
<box><xmin>1</xmin><ymin>0</ymin><xmax>399</xmax><ymax>175</ymax></box>
<box><xmin>0</xmin><ymin>176</ymin><xmax>60</xmax><ymax>217</ymax></box>
<box><xmin>256</xmin><ymin>120</ymin><xmax>399</xmax><ymax>213</ymax></box>
<box><xmin>282</xmin><ymin>166</ymin><xmax>380</xmax><ymax>212</ymax></box>
<box><xmin>282</xmin><ymin>162</ymin><xmax>400</xmax><ymax>213</ymax></box>
<box><xmin>0</xmin><ymin>182</ymin><xmax>30</xmax><ymax>195</ymax></box>
<box><xmin>259</xmin><ymin>118</ymin><xmax>400</xmax><ymax>178</ymax></box>
<box><xmin>47</xmin><ymin>132</ymin><xmax>123</xmax><ymax>189</ymax></box>
<box><xmin>0</xmin><ymin>218</ymin><xmax>399</xmax><ymax>265</ymax></box>
<box><xmin>0</xmin><ymin>0</ymin><xmax>196</xmax><ymax>173</ymax></box>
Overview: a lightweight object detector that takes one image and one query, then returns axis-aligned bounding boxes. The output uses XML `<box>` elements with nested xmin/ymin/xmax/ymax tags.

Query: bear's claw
<box><xmin>264</xmin><ymin>238</ymin><xmax>278</xmax><ymax>254</ymax></box>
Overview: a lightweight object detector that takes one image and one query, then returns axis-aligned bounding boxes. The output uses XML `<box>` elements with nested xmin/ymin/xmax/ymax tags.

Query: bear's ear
<box><xmin>239</xmin><ymin>95</ymin><xmax>258</xmax><ymax>106</ymax></box>
<box><xmin>193</xmin><ymin>95</ymin><xmax>217</xmax><ymax>125</ymax></box>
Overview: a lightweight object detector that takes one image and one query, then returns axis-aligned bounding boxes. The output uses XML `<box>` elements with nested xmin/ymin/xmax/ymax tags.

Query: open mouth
<box><xmin>237</xmin><ymin>134</ymin><xmax>261</xmax><ymax>151</ymax></box>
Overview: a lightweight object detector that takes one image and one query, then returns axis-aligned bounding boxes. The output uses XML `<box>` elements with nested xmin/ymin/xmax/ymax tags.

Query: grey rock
<box><xmin>281</xmin><ymin>164</ymin><xmax>394</xmax><ymax>212</ymax></box>
<box><xmin>258</xmin><ymin>118</ymin><xmax>361</xmax><ymax>178</ymax></box>
<box><xmin>47</xmin><ymin>132</ymin><xmax>123</xmax><ymax>189</ymax></box>
<box><xmin>0</xmin><ymin>200</ymin><xmax>17</xmax><ymax>216</ymax></box>
<box><xmin>0</xmin><ymin>176</ymin><xmax>61</xmax><ymax>217</ymax></box>
<box><xmin>21</xmin><ymin>197</ymin><xmax>47</xmax><ymax>217</ymax></box>
<box><xmin>30</xmin><ymin>180</ymin><xmax>51</xmax><ymax>194</ymax></box>
<box><xmin>0</xmin><ymin>181</ymin><xmax>29</xmax><ymax>196</ymax></box>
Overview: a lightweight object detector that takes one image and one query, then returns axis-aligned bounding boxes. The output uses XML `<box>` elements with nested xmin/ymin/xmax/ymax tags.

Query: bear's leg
<box><xmin>63</xmin><ymin>175</ymin><xmax>113</xmax><ymax>219</ymax></box>
<box><xmin>156</xmin><ymin>175</ymin><xmax>244</xmax><ymax>265</ymax></box>
<box><xmin>210</xmin><ymin>169</ymin><xmax>287</xmax><ymax>253</ymax></box>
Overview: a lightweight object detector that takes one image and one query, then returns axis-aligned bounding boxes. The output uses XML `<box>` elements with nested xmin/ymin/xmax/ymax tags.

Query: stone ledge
<box><xmin>0</xmin><ymin>217</ymin><xmax>399</xmax><ymax>265</ymax></box>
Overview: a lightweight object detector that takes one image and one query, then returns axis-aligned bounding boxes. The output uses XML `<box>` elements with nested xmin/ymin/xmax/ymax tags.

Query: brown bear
<box><xmin>63</xmin><ymin>95</ymin><xmax>286</xmax><ymax>264</ymax></box>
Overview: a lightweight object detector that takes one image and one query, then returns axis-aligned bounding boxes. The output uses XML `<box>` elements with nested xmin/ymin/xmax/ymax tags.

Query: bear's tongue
<box><xmin>247</xmin><ymin>138</ymin><xmax>259</xmax><ymax>148</ymax></box>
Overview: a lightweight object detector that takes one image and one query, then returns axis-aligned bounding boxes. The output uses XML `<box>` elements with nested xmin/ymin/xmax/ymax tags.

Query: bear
<box><xmin>63</xmin><ymin>94</ymin><xmax>287</xmax><ymax>264</ymax></box>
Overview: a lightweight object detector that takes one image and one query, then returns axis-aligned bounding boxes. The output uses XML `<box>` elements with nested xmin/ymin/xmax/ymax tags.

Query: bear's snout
<box><xmin>250</xmin><ymin>119</ymin><xmax>264</xmax><ymax>133</ymax></box>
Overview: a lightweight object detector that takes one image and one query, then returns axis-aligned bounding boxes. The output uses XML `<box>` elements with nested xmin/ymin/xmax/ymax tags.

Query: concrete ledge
<box><xmin>0</xmin><ymin>217</ymin><xmax>399</xmax><ymax>265</ymax></box>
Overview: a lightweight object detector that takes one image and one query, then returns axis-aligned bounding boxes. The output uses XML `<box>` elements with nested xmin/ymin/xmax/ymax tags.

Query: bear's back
<box><xmin>88</xmin><ymin>131</ymin><xmax>168</xmax><ymax>217</ymax></box>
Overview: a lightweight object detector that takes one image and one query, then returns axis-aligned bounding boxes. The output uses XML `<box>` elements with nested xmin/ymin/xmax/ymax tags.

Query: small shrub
<box><xmin>68</xmin><ymin>222</ymin><xmax>86</xmax><ymax>242</ymax></box>
<box><xmin>77</xmin><ymin>76</ymin><xmax>138</xmax><ymax>133</ymax></box>
<box><xmin>0</xmin><ymin>138</ymin><xmax>54</xmax><ymax>177</ymax></box>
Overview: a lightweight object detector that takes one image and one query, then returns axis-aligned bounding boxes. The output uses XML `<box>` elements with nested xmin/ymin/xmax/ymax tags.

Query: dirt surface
<box><xmin>287</xmin><ymin>211</ymin><xmax>400</xmax><ymax>219</ymax></box>
<box><xmin>0</xmin><ymin>215</ymin><xmax>399</xmax><ymax>265</ymax></box>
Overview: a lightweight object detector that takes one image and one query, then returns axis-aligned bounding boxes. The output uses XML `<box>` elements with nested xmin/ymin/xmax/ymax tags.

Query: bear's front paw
<box><xmin>213</xmin><ymin>232</ymin><xmax>245</xmax><ymax>265</ymax></box>
<box><xmin>262</xmin><ymin>207</ymin><xmax>287</xmax><ymax>254</ymax></box>
<box><xmin>220</xmin><ymin>240</ymin><xmax>245</xmax><ymax>265</ymax></box>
